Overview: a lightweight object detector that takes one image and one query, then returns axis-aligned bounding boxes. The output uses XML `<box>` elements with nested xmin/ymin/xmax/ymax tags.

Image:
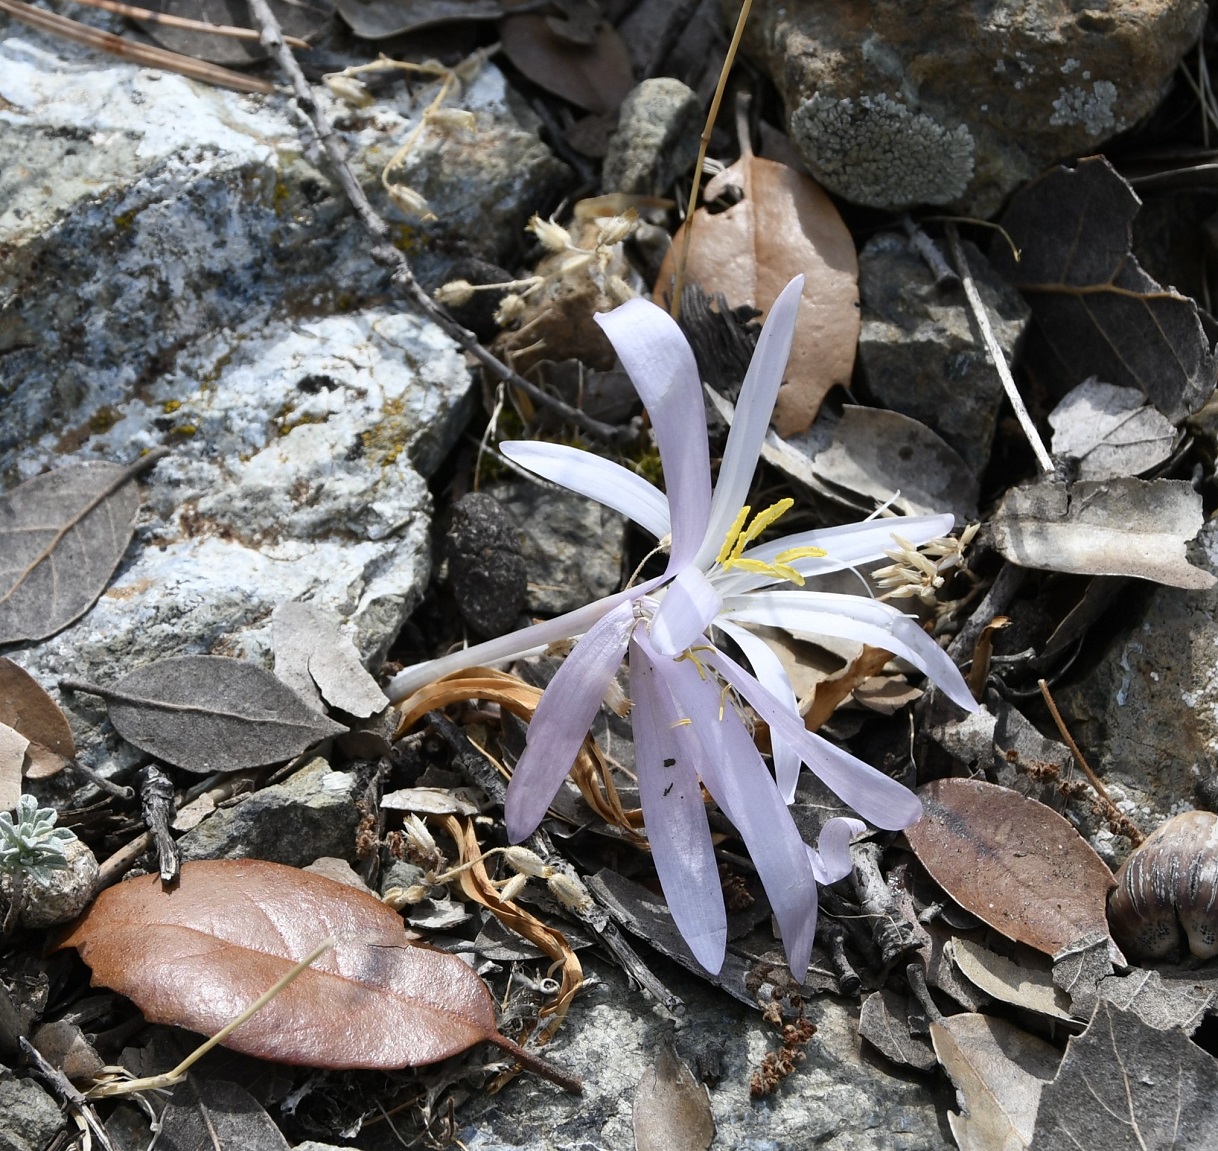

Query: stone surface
<box><xmin>447</xmin><ymin>493</ymin><xmax>528</xmax><ymax>638</ymax></box>
<box><xmin>0</xmin><ymin>836</ymin><xmax>100</xmax><ymax>930</ymax></box>
<box><xmin>492</xmin><ymin>482</ymin><xmax>628</xmax><ymax>616</ymax></box>
<box><xmin>0</xmin><ymin>25</ymin><xmax>575</xmax><ymax>773</ymax></box>
<box><xmin>0</xmin><ymin>1069</ymin><xmax>63</xmax><ymax>1151</ymax></box>
<box><xmin>456</xmin><ymin>957</ymin><xmax>952</xmax><ymax>1150</ymax></box>
<box><xmin>177</xmin><ymin>757</ymin><xmax>359</xmax><ymax>866</ymax></box>
<box><xmin>738</xmin><ymin>0</ymin><xmax>1207</xmax><ymax>214</ymax></box>
<box><xmin>602</xmin><ymin>78</ymin><xmax>702</xmax><ymax>196</ymax></box>
<box><xmin>857</xmin><ymin>233</ymin><xmax>1030</xmax><ymax>477</ymax></box>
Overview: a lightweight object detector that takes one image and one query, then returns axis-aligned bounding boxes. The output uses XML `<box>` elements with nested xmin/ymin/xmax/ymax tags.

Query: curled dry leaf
<box><xmin>905</xmin><ymin>779</ymin><xmax>1118</xmax><ymax>958</ymax></box>
<box><xmin>930</xmin><ymin>1012</ymin><xmax>1060</xmax><ymax>1151</ymax></box>
<box><xmin>989</xmin><ymin>477</ymin><xmax>1215</xmax><ymax>590</ymax></box>
<box><xmin>948</xmin><ymin>938</ymin><xmax>1073</xmax><ymax>1023</ymax></box>
<box><xmin>63</xmin><ymin>656</ymin><xmax>347</xmax><ymax>774</ymax></box>
<box><xmin>655</xmin><ymin>154</ymin><xmax>859</xmax><ymax>436</ymax></box>
<box><xmin>0</xmin><ymin>657</ymin><xmax>74</xmax><ymax>780</ymax></box>
<box><xmin>0</xmin><ymin>453</ymin><xmax>166</xmax><ymax>645</ymax></box>
<box><xmin>58</xmin><ymin>859</ymin><xmax>577</xmax><ymax>1085</ymax></box>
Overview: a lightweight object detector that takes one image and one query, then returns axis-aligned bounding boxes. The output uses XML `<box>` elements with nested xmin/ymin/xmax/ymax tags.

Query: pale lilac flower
<box><xmin>387</xmin><ymin>277</ymin><xmax>976</xmax><ymax>978</ymax></box>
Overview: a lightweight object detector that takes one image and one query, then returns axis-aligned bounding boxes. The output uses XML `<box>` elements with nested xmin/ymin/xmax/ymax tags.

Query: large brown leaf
<box><xmin>0</xmin><ymin>657</ymin><xmax>74</xmax><ymax>779</ymax></box>
<box><xmin>904</xmin><ymin>779</ymin><xmax>1116</xmax><ymax>957</ymax></box>
<box><xmin>994</xmin><ymin>157</ymin><xmax>1217</xmax><ymax>423</ymax></box>
<box><xmin>655</xmin><ymin>154</ymin><xmax>859</xmax><ymax>436</ymax></box>
<box><xmin>59</xmin><ymin>860</ymin><xmax>544</xmax><ymax>1072</ymax></box>
<box><xmin>0</xmin><ymin>453</ymin><xmax>165</xmax><ymax>644</ymax></box>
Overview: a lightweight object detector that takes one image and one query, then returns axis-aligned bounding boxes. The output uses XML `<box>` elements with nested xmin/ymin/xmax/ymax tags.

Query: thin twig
<box><xmin>0</xmin><ymin>0</ymin><xmax>275</xmax><ymax>94</ymax></box>
<box><xmin>945</xmin><ymin>223</ymin><xmax>1053</xmax><ymax>473</ymax></box>
<box><xmin>69</xmin><ymin>0</ymin><xmax>310</xmax><ymax>47</ymax></box>
<box><xmin>243</xmin><ymin>0</ymin><xmax>626</xmax><ymax>445</ymax></box>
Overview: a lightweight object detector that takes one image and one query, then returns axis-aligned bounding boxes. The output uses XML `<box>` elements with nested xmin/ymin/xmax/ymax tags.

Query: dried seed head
<box><xmin>323</xmin><ymin>74</ymin><xmax>373</xmax><ymax>107</ymax></box>
<box><xmin>547</xmin><ymin>872</ymin><xmax>592</xmax><ymax>912</ymax></box>
<box><xmin>435</xmin><ymin>279</ymin><xmax>475</xmax><ymax>307</ymax></box>
<box><xmin>382</xmin><ymin>884</ymin><xmax>431</xmax><ymax>910</ymax></box>
<box><xmin>595</xmin><ymin>211</ymin><xmax>638</xmax><ymax>247</ymax></box>
<box><xmin>494</xmin><ymin>293</ymin><xmax>527</xmax><ymax>325</ymax></box>
<box><xmin>427</xmin><ymin>107</ymin><xmax>477</xmax><ymax>133</ymax></box>
<box><xmin>504</xmin><ymin>846</ymin><xmax>553</xmax><ymax>878</ymax></box>
<box><xmin>386</xmin><ymin>184</ymin><xmax>437</xmax><ymax>221</ymax></box>
<box><xmin>497</xmin><ymin>873</ymin><xmax>529</xmax><ymax>902</ymax></box>
<box><xmin>528</xmin><ymin>214</ymin><xmax>572</xmax><ymax>252</ymax></box>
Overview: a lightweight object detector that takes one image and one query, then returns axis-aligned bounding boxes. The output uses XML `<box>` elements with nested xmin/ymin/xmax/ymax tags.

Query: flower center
<box><xmin>714</xmin><ymin>498</ymin><xmax>826</xmax><ymax>586</ymax></box>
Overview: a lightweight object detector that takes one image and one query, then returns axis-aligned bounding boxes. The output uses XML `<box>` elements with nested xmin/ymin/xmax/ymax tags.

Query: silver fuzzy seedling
<box><xmin>0</xmin><ymin>795</ymin><xmax>77</xmax><ymax>886</ymax></box>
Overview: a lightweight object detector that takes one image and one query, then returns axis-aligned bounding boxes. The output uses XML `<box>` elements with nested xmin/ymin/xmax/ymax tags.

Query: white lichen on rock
<box><xmin>789</xmin><ymin>92</ymin><xmax>974</xmax><ymax>209</ymax></box>
<box><xmin>1050</xmin><ymin>81</ymin><xmax>1119</xmax><ymax>135</ymax></box>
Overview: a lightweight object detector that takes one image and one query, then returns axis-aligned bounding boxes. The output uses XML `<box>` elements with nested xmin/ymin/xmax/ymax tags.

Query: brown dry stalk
<box><xmin>69</xmin><ymin>0</ymin><xmax>309</xmax><ymax>47</ymax></box>
<box><xmin>0</xmin><ymin>0</ymin><xmax>275</xmax><ymax>94</ymax></box>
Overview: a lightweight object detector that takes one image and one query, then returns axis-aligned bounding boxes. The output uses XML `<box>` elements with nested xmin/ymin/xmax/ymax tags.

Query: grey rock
<box><xmin>456</xmin><ymin>958</ymin><xmax>950</xmax><ymax>1150</ymax></box>
<box><xmin>857</xmin><ymin>233</ymin><xmax>1029</xmax><ymax>477</ymax></box>
<box><xmin>447</xmin><ymin>493</ymin><xmax>528</xmax><ymax>638</ymax></box>
<box><xmin>0</xmin><ymin>837</ymin><xmax>99</xmax><ymax>929</ymax></box>
<box><xmin>0</xmin><ymin>1069</ymin><xmax>63</xmax><ymax>1151</ymax></box>
<box><xmin>177</xmin><ymin>757</ymin><xmax>358</xmax><ymax>866</ymax></box>
<box><xmin>738</xmin><ymin>0</ymin><xmax>1207</xmax><ymax>215</ymax></box>
<box><xmin>603</xmin><ymin>79</ymin><xmax>702</xmax><ymax>197</ymax></box>
<box><xmin>492</xmin><ymin>483</ymin><xmax>628</xmax><ymax>616</ymax></box>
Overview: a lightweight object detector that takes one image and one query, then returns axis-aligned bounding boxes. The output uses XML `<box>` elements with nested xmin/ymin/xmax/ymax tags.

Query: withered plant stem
<box><xmin>670</xmin><ymin>0</ymin><xmax>753</xmax><ymax>320</ymax></box>
<box><xmin>243</xmin><ymin>0</ymin><xmax>625</xmax><ymax>445</ymax></box>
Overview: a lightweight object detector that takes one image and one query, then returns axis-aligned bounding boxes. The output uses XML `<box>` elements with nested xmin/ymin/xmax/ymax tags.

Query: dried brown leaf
<box><xmin>905</xmin><ymin>779</ymin><xmax>1116</xmax><ymax>957</ymax></box>
<box><xmin>655</xmin><ymin>155</ymin><xmax>859</xmax><ymax>435</ymax></box>
<box><xmin>59</xmin><ymin>859</ymin><xmax>574</xmax><ymax>1080</ymax></box>
<box><xmin>0</xmin><ymin>723</ymin><xmax>26</xmax><ymax>811</ymax></box>
<box><xmin>0</xmin><ymin>657</ymin><xmax>73</xmax><ymax>780</ymax></box>
<box><xmin>632</xmin><ymin>1036</ymin><xmax>715</xmax><ymax>1151</ymax></box>
<box><xmin>948</xmin><ymin>939</ymin><xmax>1074</xmax><ymax>1022</ymax></box>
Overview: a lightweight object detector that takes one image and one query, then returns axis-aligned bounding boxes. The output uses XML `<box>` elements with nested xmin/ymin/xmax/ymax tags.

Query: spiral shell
<box><xmin>1108</xmin><ymin>811</ymin><xmax>1218</xmax><ymax>960</ymax></box>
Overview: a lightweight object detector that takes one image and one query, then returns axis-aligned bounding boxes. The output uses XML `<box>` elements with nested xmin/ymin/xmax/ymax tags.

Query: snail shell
<box><xmin>1108</xmin><ymin>811</ymin><xmax>1218</xmax><ymax>961</ymax></box>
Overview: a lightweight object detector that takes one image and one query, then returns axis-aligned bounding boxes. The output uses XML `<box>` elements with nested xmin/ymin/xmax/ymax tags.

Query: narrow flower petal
<box><xmin>386</xmin><ymin>578</ymin><xmax>662</xmax><ymax>702</ymax></box>
<box><xmin>705</xmin><ymin>646</ymin><xmax>923</xmax><ymax>828</ymax></box>
<box><xmin>807</xmin><ymin>817</ymin><xmax>865</xmax><ymax>884</ymax></box>
<box><xmin>648</xmin><ymin>566</ymin><xmax>722</xmax><ymax>656</ymax></box>
<box><xmin>696</xmin><ymin>275</ymin><xmax>804</xmax><ymax>569</ymax></box>
<box><xmin>596</xmin><ymin>298</ymin><xmax>711</xmax><ymax>567</ymax></box>
<box><xmin>503</xmin><ymin>601</ymin><xmax>636</xmax><ymax>841</ymax></box>
<box><xmin>661</xmin><ymin>648</ymin><xmax>820</xmax><ymax>980</ymax></box>
<box><xmin>629</xmin><ymin>636</ymin><xmax>727</xmax><ymax>972</ymax></box>
<box><xmin>712</xmin><ymin>618</ymin><xmax>801</xmax><ymax>800</ymax></box>
<box><xmin>721</xmin><ymin>590</ymin><xmax>976</xmax><ymax>712</ymax></box>
<box><xmin>500</xmin><ymin>441</ymin><xmax>671</xmax><ymax>541</ymax></box>
<box><xmin>713</xmin><ymin>514</ymin><xmax>957</xmax><ymax>596</ymax></box>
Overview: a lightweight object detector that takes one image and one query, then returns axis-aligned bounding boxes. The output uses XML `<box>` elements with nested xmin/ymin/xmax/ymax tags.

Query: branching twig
<box><xmin>243</xmin><ymin>0</ymin><xmax>626</xmax><ymax>445</ymax></box>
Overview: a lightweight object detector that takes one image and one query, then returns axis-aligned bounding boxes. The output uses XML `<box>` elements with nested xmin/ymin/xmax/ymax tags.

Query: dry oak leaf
<box><xmin>0</xmin><ymin>657</ymin><xmax>75</xmax><ymax>781</ymax></box>
<box><xmin>655</xmin><ymin>153</ymin><xmax>859</xmax><ymax>437</ymax></box>
<box><xmin>905</xmin><ymin>778</ymin><xmax>1119</xmax><ymax>958</ymax></box>
<box><xmin>59</xmin><ymin>859</ymin><xmax>577</xmax><ymax>1084</ymax></box>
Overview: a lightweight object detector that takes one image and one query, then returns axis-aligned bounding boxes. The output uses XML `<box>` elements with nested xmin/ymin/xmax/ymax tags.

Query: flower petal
<box><xmin>503</xmin><ymin>601</ymin><xmax>636</xmax><ymax>841</ymax></box>
<box><xmin>721</xmin><ymin>590</ymin><xmax>976</xmax><ymax>712</ymax></box>
<box><xmin>629</xmin><ymin>635</ymin><xmax>727</xmax><ymax>972</ymax></box>
<box><xmin>660</xmin><ymin>647</ymin><xmax>820</xmax><ymax>980</ymax></box>
<box><xmin>648</xmin><ymin>565</ymin><xmax>722</xmax><ymax>656</ymax></box>
<box><xmin>705</xmin><ymin>645</ymin><xmax>923</xmax><ymax>828</ymax></box>
<box><xmin>807</xmin><ymin>817</ymin><xmax>865</xmax><ymax>884</ymax></box>
<box><xmin>596</xmin><ymin>298</ymin><xmax>711</xmax><ymax>567</ymax></box>
<box><xmin>697</xmin><ymin>275</ymin><xmax>804</xmax><ymax>569</ymax></box>
<box><xmin>712</xmin><ymin>619</ymin><xmax>801</xmax><ymax>800</ymax></box>
<box><xmin>386</xmin><ymin>578</ymin><xmax>662</xmax><ymax>702</ymax></box>
<box><xmin>500</xmin><ymin>441</ymin><xmax>671</xmax><ymax>541</ymax></box>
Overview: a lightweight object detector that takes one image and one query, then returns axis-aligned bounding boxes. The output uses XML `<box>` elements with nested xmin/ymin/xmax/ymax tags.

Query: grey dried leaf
<box><xmin>931</xmin><ymin>1013</ymin><xmax>1059</xmax><ymax>1151</ymax></box>
<box><xmin>0</xmin><ymin>724</ymin><xmax>28</xmax><ymax>812</ymax></box>
<box><xmin>272</xmin><ymin>602</ymin><xmax>388</xmax><ymax>719</ymax></box>
<box><xmin>1029</xmin><ymin>1001</ymin><xmax>1218</xmax><ymax>1149</ymax></box>
<box><xmin>146</xmin><ymin>1076</ymin><xmax>291</xmax><ymax>1151</ymax></box>
<box><xmin>1048</xmin><ymin>379</ymin><xmax>1177</xmax><ymax>479</ymax></box>
<box><xmin>949</xmin><ymin>939</ymin><xmax>1074</xmax><ymax>1022</ymax></box>
<box><xmin>0</xmin><ymin>453</ymin><xmax>166</xmax><ymax>644</ymax></box>
<box><xmin>858</xmin><ymin>989</ymin><xmax>937</xmax><ymax>1071</ymax></box>
<box><xmin>1097</xmin><ymin>968</ymin><xmax>1218</xmax><ymax>1034</ymax></box>
<box><xmin>990</xmin><ymin>477</ymin><xmax>1215</xmax><ymax>590</ymax></box>
<box><xmin>1051</xmin><ymin>933</ymin><xmax>1112</xmax><ymax>1021</ymax></box>
<box><xmin>380</xmin><ymin>787</ymin><xmax>480</xmax><ymax>816</ymax></box>
<box><xmin>64</xmin><ymin>656</ymin><xmax>347</xmax><ymax>774</ymax></box>
<box><xmin>632</xmin><ymin>1036</ymin><xmax>715</xmax><ymax>1151</ymax></box>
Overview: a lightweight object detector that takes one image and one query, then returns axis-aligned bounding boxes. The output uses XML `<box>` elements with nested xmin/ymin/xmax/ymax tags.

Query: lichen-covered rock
<box><xmin>603</xmin><ymin>78</ymin><xmax>702</xmax><ymax>196</ymax></box>
<box><xmin>857</xmin><ymin>233</ymin><xmax>1029</xmax><ymax>476</ymax></box>
<box><xmin>738</xmin><ymin>0</ymin><xmax>1206</xmax><ymax>215</ymax></box>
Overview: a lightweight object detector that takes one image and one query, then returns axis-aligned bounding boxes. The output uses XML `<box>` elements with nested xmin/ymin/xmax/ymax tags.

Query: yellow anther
<box><xmin>735</xmin><ymin>498</ymin><xmax>795</xmax><ymax>556</ymax></box>
<box><xmin>674</xmin><ymin>645</ymin><xmax>714</xmax><ymax>680</ymax></box>
<box><xmin>716</xmin><ymin>501</ymin><xmax>827</xmax><ymax>585</ymax></box>
<box><xmin>716</xmin><ymin>506</ymin><xmax>751</xmax><ymax>565</ymax></box>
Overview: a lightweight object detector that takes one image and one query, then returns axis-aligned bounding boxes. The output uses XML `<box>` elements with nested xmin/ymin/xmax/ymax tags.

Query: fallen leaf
<box><xmin>905</xmin><ymin>779</ymin><xmax>1118</xmax><ymax>957</ymax></box>
<box><xmin>1048</xmin><ymin>379</ymin><xmax>1177</xmax><ymax>479</ymax></box>
<box><xmin>336</xmin><ymin>0</ymin><xmax>502</xmax><ymax>38</ymax></box>
<box><xmin>656</xmin><ymin>153</ymin><xmax>859</xmax><ymax>436</ymax></box>
<box><xmin>498</xmin><ymin>9</ymin><xmax>633</xmax><ymax>114</ymax></box>
<box><xmin>132</xmin><ymin>1077</ymin><xmax>291</xmax><ymax>1151</ymax></box>
<box><xmin>380</xmin><ymin>787</ymin><xmax>480</xmax><ymax>816</ymax></box>
<box><xmin>931</xmin><ymin>1012</ymin><xmax>1060</xmax><ymax>1151</ymax></box>
<box><xmin>948</xmin><ymin>939</ymin><xmax>1074</xmax><ymax>1022</ymax></box>
<box><xmin>632</xmin><ymin>1036</ymin><xmax>715</xmax><ymax>1151</ymax></box>
<box><xmin>1098</xmin><ymin>967</ymin><xmax>1218</xmax><ymax>1034</ymax></box>
<box><xmin>1028</xmin><ymin>1001</ymin><xmax>1218</xmax><ymax>1149</ymax></box>
<box><xmin>989</xmin><ymin>477</ymin><xmax>1215</xmax><ymax>590</ymax></box>
<box><xmin>1050</xmin><ymin>933</ymin><xmax>1112</xmax><ymax>1021</ymax></box>
<box><xmin>858</xmin><ymin>989</ymin><xmax>937</xmax><ymax>1071</ymax></box>
<box><xmin>59</xmin><ymin>859</ymin><xmax>557</xmax><ymax>1073</ymax></box>
<box><xmin>272</xmin><ymin>603</ymin><xmax>388</xmax><ymax>719</ymax></box>
<box><xmin>0</xmin><ymin>657</ymin><xmax>75</xmax><ymax>779</ymax></box>
<box><xmin>0</xmin><ymin>454</ymin><xmax>165</xmax><ymax>644</ymax></box>
<box><xmin>995</xmin><ymin>156</ymin><xmax>1218</xmax><ymax>424</ymax></box>
<box><xmin>63</xmin><ymin>656</ymin><xmax>347</xmax><ymax>774</ymax></box>
<box><xmin>0</xmin><ymin>723</ymin><xmax>27</xmax><ymax>811</ymax></box>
